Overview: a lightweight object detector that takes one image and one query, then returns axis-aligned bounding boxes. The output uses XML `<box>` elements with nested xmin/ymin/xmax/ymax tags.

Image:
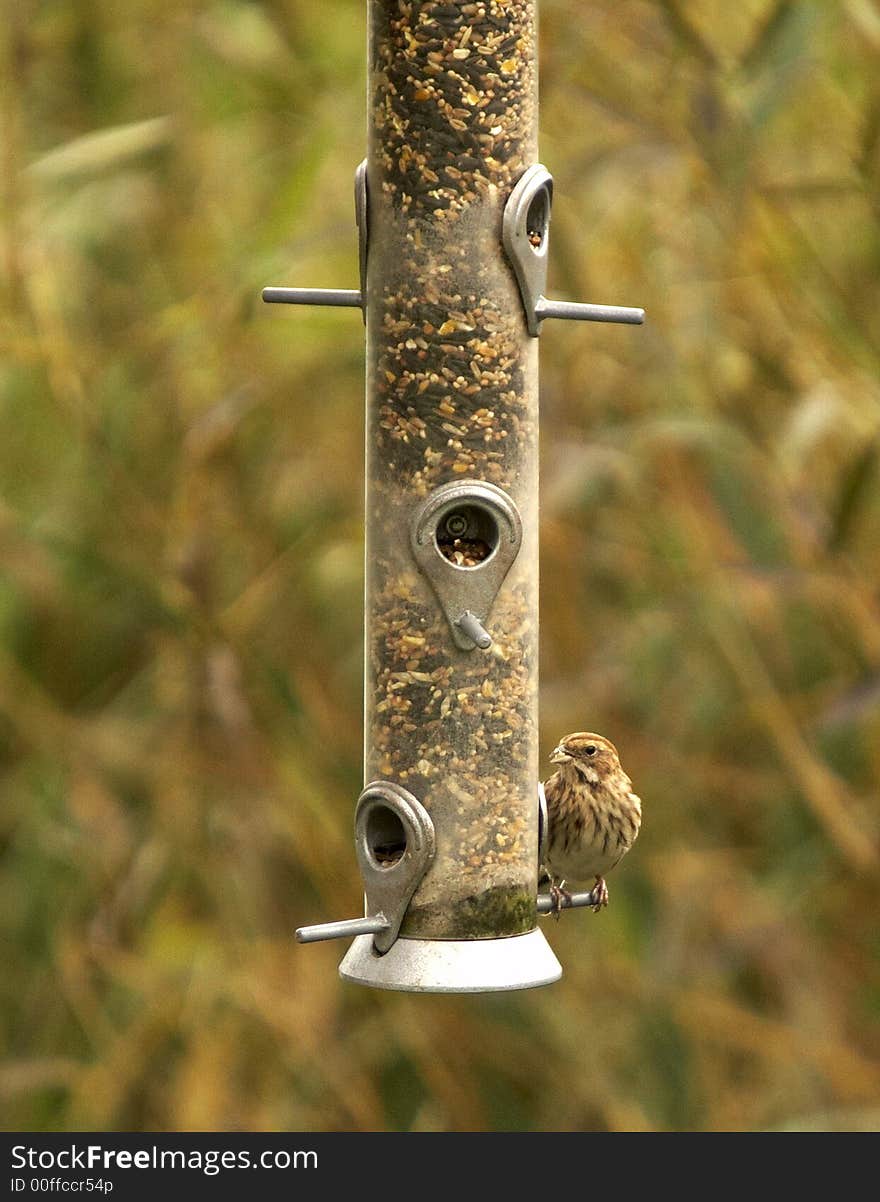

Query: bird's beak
<box><xmin>550</xmin><ymin>744</ymin><xmax>571</xmax><ymax>764</ymax></box>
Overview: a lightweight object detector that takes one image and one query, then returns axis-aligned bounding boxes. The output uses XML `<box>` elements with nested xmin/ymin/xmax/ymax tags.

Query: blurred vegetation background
<box><xmin>2</xmin><ymin>0</ymin><xmax>879</xmax><ymax>1132</ymax></box>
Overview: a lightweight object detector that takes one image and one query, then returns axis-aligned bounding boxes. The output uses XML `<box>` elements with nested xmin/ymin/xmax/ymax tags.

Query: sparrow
<box><xmin>541</xmin><ymin>732</ymin><xmax>642</xmax><ymax>915</ymax></box>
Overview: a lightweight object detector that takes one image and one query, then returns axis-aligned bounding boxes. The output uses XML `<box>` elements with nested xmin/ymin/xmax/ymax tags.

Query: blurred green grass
<box><xmin>1</xmin><ymin>0</ymin><xmax>879</xmax><ymax>1131</ymax></box>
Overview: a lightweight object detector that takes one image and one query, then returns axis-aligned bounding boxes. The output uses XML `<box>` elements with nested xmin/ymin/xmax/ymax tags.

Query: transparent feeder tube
<box><xmin>364</xmin><ymin>0</ymin><xmax>540</xmax><ymax>941</ymax></box>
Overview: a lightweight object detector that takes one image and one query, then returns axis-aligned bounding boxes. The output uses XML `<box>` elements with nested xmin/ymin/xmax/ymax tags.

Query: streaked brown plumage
<box><xmin>541</xmin><ymin>732</ymin><xmax>641</xmax><ymax>913</ymax></box>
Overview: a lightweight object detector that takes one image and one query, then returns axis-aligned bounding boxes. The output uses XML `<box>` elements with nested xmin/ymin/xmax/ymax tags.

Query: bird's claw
<box><xmin>591</xmin><ymin>877</ymin><xmax>609</xmax><ymax>912</ymax></box>
<box><xmin>548</xmin><ymin>881</ymin><xmax>572</xmax><ymax>920</ymax></box>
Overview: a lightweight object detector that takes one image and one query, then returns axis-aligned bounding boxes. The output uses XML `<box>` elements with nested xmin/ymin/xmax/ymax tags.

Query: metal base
<box><xmin>338</xmin><ymin>927</ymin><xmax>562</xmax><ymax>993</ymax></box>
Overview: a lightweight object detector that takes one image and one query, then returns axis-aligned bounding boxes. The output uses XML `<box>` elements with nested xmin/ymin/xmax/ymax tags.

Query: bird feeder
<box><xmin>264</xmin><ymin>0</ymin><xmax>643</xmax><ymax>992</ymax></box>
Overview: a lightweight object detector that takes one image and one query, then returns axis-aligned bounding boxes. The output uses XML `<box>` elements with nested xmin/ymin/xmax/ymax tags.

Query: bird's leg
<box><xmin>591</xmin><ymin>876</ymin><xmax>609</xmax><ymax>912</ymax></box>
<box><xmin>548</xmin><ymin>878</ymin><xmax>573</xmax><ymax>920</ymax></box>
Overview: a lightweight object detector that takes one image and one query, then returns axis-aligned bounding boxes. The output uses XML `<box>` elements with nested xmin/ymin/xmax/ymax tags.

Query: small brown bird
<box><xmin>541</xmin><ymin>732</ymin><xmax>641</xmax><ymax>914</ymax></box>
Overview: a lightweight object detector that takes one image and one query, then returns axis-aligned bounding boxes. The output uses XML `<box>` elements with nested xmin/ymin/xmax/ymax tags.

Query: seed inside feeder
<box><xmin>366</xmin><ymin>805</ymin><xmax>407</xmax><ymax>868</ymax></box>
<box><xmin>374</xmin><ymin>841</ymin><xmax>406</xmax><ymax>868</ymax></box>
<box><xmin>365</xmin><ymin>0</ymin><xmax>538</xmax><ymax>940</ymax></box>
<box><xmin>437</xmin><ymin>535</ymin><xmax>493</xmax><ymax>567</ymax></box>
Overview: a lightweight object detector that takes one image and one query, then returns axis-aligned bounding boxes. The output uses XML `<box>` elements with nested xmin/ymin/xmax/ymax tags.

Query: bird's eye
<box><xmin>585</xmin><ymin>745</ymin><xmax>597</xmax><ymax>756</ymax></box>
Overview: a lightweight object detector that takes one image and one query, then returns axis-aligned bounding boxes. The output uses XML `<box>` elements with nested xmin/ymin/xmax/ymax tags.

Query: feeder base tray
<box><xmin>338</xmin><ymin>927</ymin><xmax>561</xmax><ymax>993</ymax></box>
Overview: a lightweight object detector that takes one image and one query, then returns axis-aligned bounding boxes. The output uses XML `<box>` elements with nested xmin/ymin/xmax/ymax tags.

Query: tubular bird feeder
<box><xmin>264</xmin><ymin>0</ymin><xmax>643</xmax><ymax>992</ymax></box>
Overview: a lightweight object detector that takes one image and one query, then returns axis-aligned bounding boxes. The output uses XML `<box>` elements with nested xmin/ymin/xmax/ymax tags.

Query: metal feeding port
<box><xmin>262</xmin><ymin>159</ymin><xmax>369</xmax><ymax>321</ymax></box>
<box><xmin>411</xmin><ymin>481</ymin><xmax>523</xmax><ymax>652</ymax></box>
<box><xmin>296</xmin><ymin>781</ymin><xmax>434</xmax><ymax>952</ymax></box>
<box><xmin>503</xmin><ymin>163</ymin><xmax>645</xmax><ymax>336</ymax></box>
<box><xmin>354</xmin><ymin>781</ymin><xmax>435</xmax><ymax>954</ymax></box>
